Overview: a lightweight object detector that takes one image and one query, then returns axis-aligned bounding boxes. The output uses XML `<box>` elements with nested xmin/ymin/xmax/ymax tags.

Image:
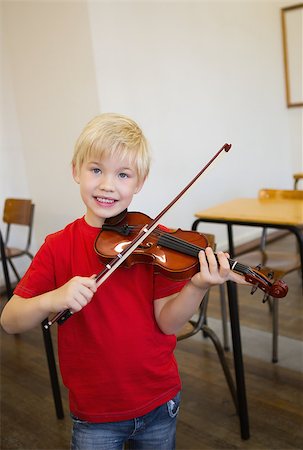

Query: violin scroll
<box><xmin>242</xmin><ymin>266</ymin><xmax>288</xmax><ymax>300</ymax></box>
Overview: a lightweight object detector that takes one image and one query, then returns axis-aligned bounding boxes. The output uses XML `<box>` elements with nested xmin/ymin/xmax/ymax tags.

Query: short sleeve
<box><xmin>14</xmin><ymin>238</ymin><xmax>56</xmax><ymax>298</ymax></box>
<box><xmin>153</xmin><ymin>272</ymin><xmax>188</xmax><ymax>300</ymax></box>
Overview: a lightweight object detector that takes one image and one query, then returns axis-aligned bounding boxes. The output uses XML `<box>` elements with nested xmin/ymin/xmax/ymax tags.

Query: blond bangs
<box><xmin>72</xmin><ymin>114</ymin><xmax>151</xmax><ymax>181</ymax></box>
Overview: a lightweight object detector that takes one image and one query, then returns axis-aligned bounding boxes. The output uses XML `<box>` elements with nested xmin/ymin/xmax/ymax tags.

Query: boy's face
<box><xmin>73</xmin><ymin>154</ymin><xmax>144</xmax><ymax>227</ymax></box>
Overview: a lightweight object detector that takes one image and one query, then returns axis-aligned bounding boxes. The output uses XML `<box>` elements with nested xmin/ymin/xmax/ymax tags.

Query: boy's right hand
<box><xmin>0</xmin><ymin>275</ymin><xmax>97</xmax><ymax>335</ymax></box>
<box><xmin>50</xmin><ymin>275</ymin><xmax>97</xmax><ymax>314</ymax></box>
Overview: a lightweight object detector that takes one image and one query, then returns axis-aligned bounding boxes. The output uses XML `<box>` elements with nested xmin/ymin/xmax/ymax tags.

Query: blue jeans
<box><xmin>71</xmin><ymin>392</ymin><xmax>181</xmax><ymax>450</ymax></box>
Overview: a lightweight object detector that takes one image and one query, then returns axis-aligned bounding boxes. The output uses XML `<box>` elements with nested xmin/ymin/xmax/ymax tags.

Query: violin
<box><xmin>44</xmin><ymin>143</ymin><xmax>288</xmax><ymax>329</ymax></box>
<box><xmin>96</xmin><ymin>210</ymin><xmax>288</xmax><ymax>298</ymax></box>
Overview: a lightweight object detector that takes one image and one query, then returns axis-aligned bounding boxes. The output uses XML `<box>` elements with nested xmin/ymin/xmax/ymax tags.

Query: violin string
<box><xmin>125</xmin><ymin>224</ymin><xmax>201</xmax><ymax>250</ymax></box>
<box><xmin>157</xmin><ymin>232</ymin><xmax>203</xmax><ymax>257</ymax></box>
<box><xmin>156</xmin><ymin>230</ymin><xmax>259</xmax><ymax>274</ymax></box>
<box><xmin>125</xmin><ymin>225</ymin><xmax>204</xmax><ymax>258</ymax></box>
<box><xmin>161</xmin><ymin>232</ymin><xmax>265</xmax><ymax>278</ymax></box>
<box><xmin>159</xmin><ymin>233</ymin><xmax>253</xmax><ymax>275</ymax></box>
<box><xmin>151</xmin><ymin>229</ymin><xmax>245</xmax><ymax>269</ymax></box>
<box><xmin>124</xmin><ymin>225</ymin><xmax>261</xmax><ymax>277</ymax></box>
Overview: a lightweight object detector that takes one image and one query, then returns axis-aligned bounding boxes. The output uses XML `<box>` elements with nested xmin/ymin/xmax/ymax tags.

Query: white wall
<box><xmin>88</xmin><ymin>1</ymin><xmax>302</xmax><ymax>229</ymax></box>
<box><xmin>1</xmin><ymin>0</ymin><xmax>302</xmax><ymax>284</ymax></box>
<box><xmin>1</xmin><ymin>0</ymin><xmax>99</xmax><ymax>283</ymax></box>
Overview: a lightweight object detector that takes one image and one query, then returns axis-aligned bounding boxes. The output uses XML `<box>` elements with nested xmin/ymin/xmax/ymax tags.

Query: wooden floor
<box><xmin>1</xmin><ymin>235</ymin><xmax>303</xmax><ymax>450</ymax></box>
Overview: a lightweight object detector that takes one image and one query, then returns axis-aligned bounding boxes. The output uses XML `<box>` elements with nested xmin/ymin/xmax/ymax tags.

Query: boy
<box><xmin>1</xmin><ymin>113</ymin><xmax>245</xmax><ymax>450</ymax></box>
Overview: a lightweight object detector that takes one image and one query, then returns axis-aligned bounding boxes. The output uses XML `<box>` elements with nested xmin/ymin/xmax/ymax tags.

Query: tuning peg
<box><xmin>262</xmin><ymin>293</ymin><xmax>269</xmax><ymax>303</ymax></box>
<box><xmin>250</xmin><ymin>285</ymin><xmax>258</xmax><ymax>295</ymax></box>
<box><xmin>255</xmin><ymin>264</ymin><xmax>262</xmax><ymax>271</ymax></box>
<box><xmin>267</xmin><ymin>271</ymin><xmax>274</xmax><ymax>279</ymax></box>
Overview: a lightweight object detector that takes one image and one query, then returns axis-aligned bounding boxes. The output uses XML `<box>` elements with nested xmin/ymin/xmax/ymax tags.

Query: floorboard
<box><xmin>1</xmin><ymin>234</ymin><xmax>302</xmax><ymax>449</ymax></box>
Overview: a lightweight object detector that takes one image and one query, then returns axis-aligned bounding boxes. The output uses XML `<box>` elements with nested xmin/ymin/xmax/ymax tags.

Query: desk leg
<box><xmin>226</xmin><ymin>281</ymin><xmax>250</xmax><ymax>439</ymax></box>
<box><xmin>192</xmin><ymin>220</ymin><xmax>250</xmax><ymax>438</ymax></box>
<box><xmin>290</xmin><ymin>226</ymin><xmax>303</xmax><ymax>288</ymax></box>
<box><xmin>227</xmin><ymin>223</ymin><xmax>250</xmax><ymax>440</ymax></box>
<box><xmin>227</xmin><ymin>224</ymin><xmax>235</xmax><ymax>257</ymax></box>
<box><xmin>41</xmin><ymin>321</ymin><xmax>64</xmax><ymax>419</ymax></box>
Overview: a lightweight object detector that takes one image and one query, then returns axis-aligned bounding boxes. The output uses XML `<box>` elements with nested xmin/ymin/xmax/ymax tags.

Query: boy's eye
<box><xmin>119</xmin><ymin>172</ymin><xmax>129</xmax><ymax>179</ymax></box>
<box><xmin>92</xmin><ymin>168</ymin><xmax>101</xmax><ymax>174</ymax></box>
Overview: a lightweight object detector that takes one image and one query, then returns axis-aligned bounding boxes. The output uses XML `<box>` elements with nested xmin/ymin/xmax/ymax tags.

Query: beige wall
<box><xmin>1</xmin><ymin>0</ymin><xmax>302</xmax><ymax>283</ymax></box>
<box><xmin>88</xmin><ymin>0</ymin><xmax>303</xmax><ymax>231</ymax></box>
<box><xmin>1</xmin><ymin>0</ymin><xmax>99</xmax><ymax>246</ymax></box>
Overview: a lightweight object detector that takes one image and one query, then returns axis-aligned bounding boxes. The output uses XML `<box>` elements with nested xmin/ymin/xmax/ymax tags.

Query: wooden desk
<box><xmin>192</xmin><ymin>196</ymin><xmax>303</xmax><ymax>441</ymax></box>
<box><xmin>192</xmin><ymin>197</ymin><xmax>303</xmax><ymax>280</ymax></box>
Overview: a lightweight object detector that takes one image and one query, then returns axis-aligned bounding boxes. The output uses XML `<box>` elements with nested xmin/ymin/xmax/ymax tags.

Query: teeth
<box><xmin>96</xmin><ymin>197</ymin><xmax>114</xmax><ymax>204</ymax></box>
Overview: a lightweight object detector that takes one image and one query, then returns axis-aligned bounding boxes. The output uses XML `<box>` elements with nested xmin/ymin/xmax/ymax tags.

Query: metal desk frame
<box><xmin>192</xmin><ymin>213</ymin><xmax>303</xmax><ymax>440</ymax></box>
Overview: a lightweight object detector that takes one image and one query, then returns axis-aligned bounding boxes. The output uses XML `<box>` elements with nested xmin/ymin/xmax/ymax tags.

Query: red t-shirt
<box><xmin>15</xmin><ymin>217</ymin><xmax>187</xmax><ymax>422</ymax></box>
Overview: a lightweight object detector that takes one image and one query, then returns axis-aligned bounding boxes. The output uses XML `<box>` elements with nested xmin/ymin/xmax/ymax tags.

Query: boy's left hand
<box><xmin>190</xmin><ymin>247</ymin><xmax>248</xmax><ymax>290</ymax></box>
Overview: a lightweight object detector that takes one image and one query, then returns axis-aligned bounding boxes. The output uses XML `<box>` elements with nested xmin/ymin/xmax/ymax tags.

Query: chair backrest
<box><xmin>203</xmin><ymin>233</ymin><xmax>215</xmax><ymax>250</ymax></box>
<box><xmin>3</xmin><ymin>198</ymin><xmax>33</xmax><ymax>225</ymax></box>
<box><xmin>293</xmin><ymin>173</ymin><xmax>303</xmax><ymax>190</ymax></box>
<box><xmin>259</xmin><ymin>189</ymin><xmax>303</xmax><ymax>200</ymax></box>
<box><xmin>2</xmin><ymin>198</ymin><xmax>35</xmax><ymax>249</ymax></box>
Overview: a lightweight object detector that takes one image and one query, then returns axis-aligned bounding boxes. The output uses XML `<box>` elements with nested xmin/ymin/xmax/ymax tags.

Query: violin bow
<box><xmin>45</xmin><ymin>143</ymin><xmax>231</xmax><ymax>328</ymax></box>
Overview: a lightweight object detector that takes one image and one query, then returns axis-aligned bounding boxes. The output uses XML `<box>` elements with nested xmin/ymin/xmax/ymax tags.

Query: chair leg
<box><xmin>25</xmin><ymin>251</ymin><xmax>34</xmax><ymax>260</ymax></box>
<box><xmin>6</xmin><ymin>253</ymin><xmax>33</xmax><ymax>283</ymax></box>
<box><xmin>6</xmin><ymin>258</ymin><xmax>21</xmax><ymax>281</ymax></box>
<box><xmin>219</xmin><ymin>284</ymin><xmax>229</xmax><ymax>351</ymax></box>
<box><xmin>0</xmin><ymin>233</ymin><xmax>13</xmax><ymax>298</ymax></box>
<box><xmin>41</xmin><ymin>321</ymin><xmax>64</xmax><ymax>419</ymax></box>
<box><xmin>272</xmin><ymin>298</ymin><xmax>279</xmax><ymax>363</ymax></box>
<box><xmin>202</xmin><ymin>286</ymin><xmax>229</xmax><ymax>351</ymax></box>
<box><xmin>201</xmin><ymin>324</ymin><xmax>238</xmax><ymax>413</ymax></box>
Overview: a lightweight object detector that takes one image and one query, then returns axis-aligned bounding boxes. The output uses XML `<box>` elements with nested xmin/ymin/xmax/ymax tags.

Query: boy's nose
<box><xmin>98</xmin><ymin>175</ymin><xmax>114</xmax><ymax>192</ymax></box>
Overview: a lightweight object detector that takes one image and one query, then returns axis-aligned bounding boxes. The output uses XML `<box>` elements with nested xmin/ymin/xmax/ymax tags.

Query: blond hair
<box><xmin>72</xmin><ymin>113</ymin><xmax>151</xmax><ymax>182</ymax></box>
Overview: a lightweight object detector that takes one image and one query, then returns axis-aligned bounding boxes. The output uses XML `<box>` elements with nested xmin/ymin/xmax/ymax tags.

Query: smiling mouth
<box><xmin>95</xmin><ymin>197</ymin><xmax>116</xmax><ymax>205</ymax></box>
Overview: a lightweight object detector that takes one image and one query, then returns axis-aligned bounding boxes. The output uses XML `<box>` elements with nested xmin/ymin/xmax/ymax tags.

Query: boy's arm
<box><xmin>0</xmin><ymin>276</ymin><xmax>97</xmax><ymax>334</ymax></box>
<box><xmin>154</xmin><ymin>281</ymin><xmax>207</xmax><ymax>335</ymax></box>
<box><xmin>154</xmin><ymin>247</ymin><xmax>247</xmax><ymax>335</ymax></box>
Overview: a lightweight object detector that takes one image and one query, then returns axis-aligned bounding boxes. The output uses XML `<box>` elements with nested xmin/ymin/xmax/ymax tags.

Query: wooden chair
<box><xmin>2</xmin><ymin>198</ymin><xmax>35</xmax><ymax>281</ymax></box>
<box><xmin>176</xmin><ymin>233</ymin><xmax>237</xmax><ymax>412</ymax></box>
<box><xmin>293</xmin><ymin>173</ymin><xmax>303</xmax><ymax>190</ymax></box>
<box><xmin>235</xmin><ymin>189</ymin><xmax>302</xmax><ymax>362</ymax></box>
<box><xmin>259</xmin><ymin>188</ymin><xmax>303</xmax><ymax>200</ymax></box>
<box><xmin>1</xmin><ymin>201</ymin><xmax>63</xmax><ymax>419</ymax></box>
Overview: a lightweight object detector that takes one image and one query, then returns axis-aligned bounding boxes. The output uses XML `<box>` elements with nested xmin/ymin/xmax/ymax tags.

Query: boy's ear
<box><xmin>72</xmin><ymin>164</ymin><xmax>80</xmax><ymax>183</ymax></box>
<box><xmin>134</xmin><ymin>179</ymin><xmax>145</xmax><ymax>194</ymax></box>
